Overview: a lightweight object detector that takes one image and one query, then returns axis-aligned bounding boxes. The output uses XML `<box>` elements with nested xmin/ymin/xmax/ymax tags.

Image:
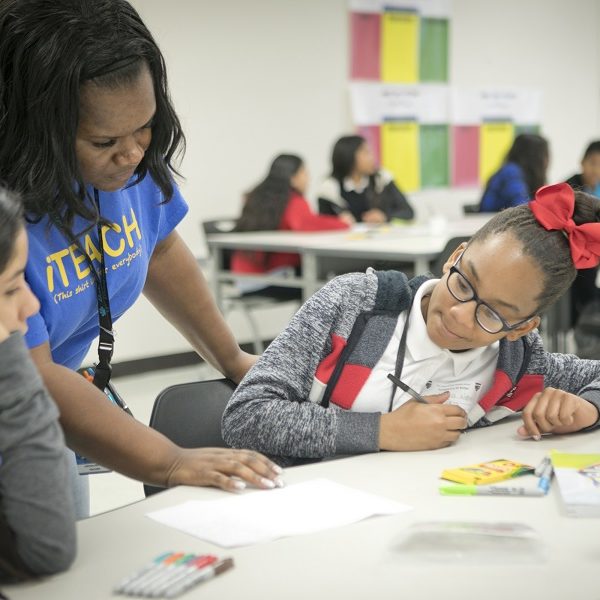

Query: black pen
<box><xmin>387</xmin><ymin>373</ymin><xmax>428</xmax><ymax>404</ymax></box>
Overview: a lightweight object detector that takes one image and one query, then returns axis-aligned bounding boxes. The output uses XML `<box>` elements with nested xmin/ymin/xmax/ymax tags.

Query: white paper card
<box><xmin>146</xmin><ymin>478</ymin><xmax>412</xmax><ymax>547</ymax></box>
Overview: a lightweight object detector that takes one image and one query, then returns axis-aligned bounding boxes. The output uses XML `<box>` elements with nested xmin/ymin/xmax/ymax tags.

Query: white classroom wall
<box><xmin>106</xmin><ymin>0</ymin><xmax>600</xmax><ymax>362</ymax></box>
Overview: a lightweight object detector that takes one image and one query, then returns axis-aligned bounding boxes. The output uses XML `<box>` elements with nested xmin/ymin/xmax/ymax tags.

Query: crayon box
<box><xmin>441</xmin><ymin>458</ymin><xmax>534</xmax><ymax>485</ymax></box>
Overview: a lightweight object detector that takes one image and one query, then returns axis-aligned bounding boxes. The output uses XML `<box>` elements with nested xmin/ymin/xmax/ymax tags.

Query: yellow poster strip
<box><xmin>479</xmin><ymin>122</ymin><xmax>515</xmax><ymax>185</ymax></box>
<box><xmin>382</xmin><ymin>121</ymin><xmax>420</xmax><ymax>192</ymax></box>
<box><xmin>381</xmin><ymin>11</ymin><xmax>419</xmax><ymax>83</ymax></box>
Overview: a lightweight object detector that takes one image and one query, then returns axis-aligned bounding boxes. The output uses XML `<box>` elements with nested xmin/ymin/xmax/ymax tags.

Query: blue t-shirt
<box><xmin>25</xmin><ymin>175</ymin><xmax>188</xmax><ymax>369</ymax></box>
<box><xmin>479</xmin><ymin>162</ymin><xmax>530</xmax><ymax>212</ymax></box>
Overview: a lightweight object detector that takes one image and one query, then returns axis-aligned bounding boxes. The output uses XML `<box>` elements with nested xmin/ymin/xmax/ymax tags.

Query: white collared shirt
<box><xmin>352</xmin><ymin>280</ymin><xmax>499</xmax><ymax>414</ymax></box>
<box><xmin>342</xmin><ymin>175</ymin><xmax>369</xmax><ymax>194</ymax></box>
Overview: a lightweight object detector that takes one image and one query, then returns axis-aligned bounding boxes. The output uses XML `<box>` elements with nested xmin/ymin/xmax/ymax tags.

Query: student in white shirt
<box><xmin>317</xmin><ymin>135</ymin><xmax>414</xmax><ymax>224</ymax></box>
<box><xmin>223</xmin><ymin>183</ymin><xmax>600</xmax><ymax>465</ymax></box>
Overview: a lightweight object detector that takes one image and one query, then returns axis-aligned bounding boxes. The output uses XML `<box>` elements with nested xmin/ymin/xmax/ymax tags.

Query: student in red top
<box><xmin>231</xmin><ymin>154</ymin><xmax>351</xmax><ymax>299</ymax></box>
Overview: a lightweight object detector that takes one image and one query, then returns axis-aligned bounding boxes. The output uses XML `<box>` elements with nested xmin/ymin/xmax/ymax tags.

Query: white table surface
<box><xmin>207</xmin><ymin>215</ymin><xmax>492</xmax><ymax>302</ymax></box>
<box><xmin>6</xmin><ymin>419</ymin><xmax>600</xmax><ymax>600</ymax></box>
<box><xmin>205</xmin><ymin>215</ymin><xmax>492</xmax><ymax>256</ymax></box>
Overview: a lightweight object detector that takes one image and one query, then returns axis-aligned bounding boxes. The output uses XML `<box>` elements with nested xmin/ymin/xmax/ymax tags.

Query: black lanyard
<box><xmin>388</xmin><ymin>303</ymin><xmax>413</xmax><ymax>412</ymax></box>
<box><xmin>53</xmin><ymin>188</ymin><xmax>114</xmax><ymax>391</ymax></box>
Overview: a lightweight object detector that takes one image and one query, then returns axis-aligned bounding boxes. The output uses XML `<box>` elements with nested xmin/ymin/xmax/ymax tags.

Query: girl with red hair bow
<box><xmin>223</xmin><ymin>183</ymin><xmax>600</xmax><ymax>464</ymax></box>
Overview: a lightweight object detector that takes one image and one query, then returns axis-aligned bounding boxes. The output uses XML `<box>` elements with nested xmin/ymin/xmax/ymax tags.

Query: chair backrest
<box><xmin>202</xmin><ymin>218</ymin><xmax>239</xmax><ymax>270</ymax></box>
<box><xmin>202</xmin><ymin>218</ymin><xmax>238</xmax><ymax>236</ymax></box>
<box><xmin>429</xmin><ymin>236</ymin><xmax>471</xmax><ymax>277</ymax></box>
<box><xmin>143</xmin><ymin>378</ymin><xmax>236</xmax><ymax>497</ymax></box>
<box><xmin>462</xmin><ymin>202</ymin><xmax>481</xmax><ymax>214</ymax></box>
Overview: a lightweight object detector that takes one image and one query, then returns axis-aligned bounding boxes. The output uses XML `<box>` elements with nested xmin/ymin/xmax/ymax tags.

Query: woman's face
<box><xmin>75</xmin><ymin>64</ymin><xmax>156</xmax><ymax>192</ymax></box>
<box><xmin>290</xmin><ymin>164</ymin><xmax>309</xmax><ymax>195</ymax></box>
<box><xmin>581</xmin><ymin>152</ymin><xmax>600</xmax><ymax>188</ymax></box>
<box><xmin>0</xmin><ymin>229</ymin><xmax>39</xmax><ymax>334</ymax></box>
<box><xmin>424</xmin><ymin>233</ymin><xmax>543</xmax><ymax>351</ymax></box>
<box><xmin>353</xmin><ymin>142</ymin><xmax>376</xmax><ymax>177</ymax></box>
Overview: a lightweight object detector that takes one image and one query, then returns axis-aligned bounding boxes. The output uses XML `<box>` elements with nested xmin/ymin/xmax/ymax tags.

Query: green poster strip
<box><xmin>419</xmin><ymin>17</ymin><xmax>448</xmax><ymax>82</ymax></box>
<box><xmin>420</xmin><ymin>124</ymin><xmax>449</xmax><ymax>187</ymax></box>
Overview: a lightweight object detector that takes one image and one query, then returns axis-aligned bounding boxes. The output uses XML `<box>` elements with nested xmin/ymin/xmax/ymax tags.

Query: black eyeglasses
<box><xmin>446</xmin><ymin>255</ymin><xmax>536</xmax><ymax>334</ymax></box>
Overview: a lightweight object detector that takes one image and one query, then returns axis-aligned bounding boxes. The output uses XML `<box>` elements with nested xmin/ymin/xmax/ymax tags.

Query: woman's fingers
<box><xmin>173</xmin><ymin>447</ymin><xmax>284</xmax><ymax>492</ymax></box>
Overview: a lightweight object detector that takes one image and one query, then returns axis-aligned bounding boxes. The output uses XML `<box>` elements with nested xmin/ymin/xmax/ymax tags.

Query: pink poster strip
<box><xmin>452</xmin><ymin>125</ymin><xmax>479</xmax><ymax>187</ymax></box>
<box><xmin>358</xmin><ymin>125</ymin><xmax>381</xmax><ymax>167</ymax></box>
<box><xmin>350</xmin><ymin>12</ymin><xmax>380</xmax><ymax>80</ymax></box>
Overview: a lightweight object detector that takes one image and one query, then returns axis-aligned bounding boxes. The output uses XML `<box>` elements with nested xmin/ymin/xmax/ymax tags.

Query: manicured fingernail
<box><xmin>261</xmin><ymin>478</ymin><xmax>275</xmax><ymax>489</ymax></box>
<box><xmin>233</xmin><ymin>480</ymin><xmax>246</xmax><ymax>490</ymax></box>
<box><xmin>274</xmin><ymin>477</ymin><xmax>285</xmax><ymax>488</ymax></box>
<box><xmin>272</xmin><ymin>464</ymin><xmax>283</xmax><ymax>474</ymax></box>
<box><xmin>533</xmin><ymin>434</ymin><xmax>541</xmax><ymax>441</ymax></box>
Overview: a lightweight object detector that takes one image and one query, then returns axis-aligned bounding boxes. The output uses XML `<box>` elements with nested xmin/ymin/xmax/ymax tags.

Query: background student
<box><xmin>223</xmin><ymin>183</ymin><xmax>600</xmax><ymax>466</ymax></box>
<box><xmin>231</xmin><ymin>154</ymin><xmax>350</xmax><ymax>299</ymax></box>
<box><xmin>0</xmin><ymin>188</ymin><xmax>76</xmax><ymax>581</ymax></box>
<box><xmin>0</xmin><ymin>0</ymin><xmax>281</xmax><ymax>518</ymax></box>
<box><xmin>565</xmin><ymin>141</ymin><xmax>600</xmax><ymax>327</ymax></box>
<box><xmin>317</xmin><ymin>135</ymin><xmax>414</xmax><ymax>224</ymax></box>
<box><xmin>566</xmin><ymin>141</ymin><xmax>600</xmax><ymax>195</ymax></box>
<box><xmin>479</xmin><ymin>134</ymin><xmax>549</xmax><ymax>212</ymax></box>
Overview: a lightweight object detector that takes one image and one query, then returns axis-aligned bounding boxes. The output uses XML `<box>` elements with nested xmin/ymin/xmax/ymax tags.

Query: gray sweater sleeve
<box><xmin>222</xmin><ymin>273</ymin><xmax>381</xmax><ymax>466</ymax></box>
<box><xmin>0</xmin><ymin>333</ymin><xmax>76</xmax><ymax>578</ymax></box>
<box><xmin>528</xmin><ymin>333</ymin><xmax>600</xmax><ymax>430</ymax></box>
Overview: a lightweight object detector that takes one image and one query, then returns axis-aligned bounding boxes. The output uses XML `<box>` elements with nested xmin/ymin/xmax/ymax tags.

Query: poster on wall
<box><xmin>450</xmin><ymin>88</ymin><xmax>543</xmax><ymax>187</ymax></box>
<box><xmin>349</xmin><ymin>0</ymin><xmax>542</xmax><ymax>191</ymax></box>
<box><xmin>350</xmin><ymin>83</ymin><xmax>449</xmax><ymax>191</ymax></box>
<box><xmin>349</xmin><ymin>0</ymin><xmax>450</xmax><ymax>83</ymax></box>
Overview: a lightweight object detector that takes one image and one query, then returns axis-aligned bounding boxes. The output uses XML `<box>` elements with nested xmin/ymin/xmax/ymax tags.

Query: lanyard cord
<box><xmin>52</xmin><ymin>189</ymin><xmax>114</xmax><ymax>391</ymax></box>
<box><xmin>89</xmin><ymin>188</ymin><xmax>114</xmax><ymax>391</ymax></box>
<box><xmin>388</xmin><ymin>303</ymin><xmax>413</xmax><ymax>412</ymax></box>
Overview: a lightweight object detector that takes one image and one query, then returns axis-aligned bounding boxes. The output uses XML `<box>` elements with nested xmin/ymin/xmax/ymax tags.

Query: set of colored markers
<box><xmin>114</xmin><ymin>552</ymin><xmax>234</xmax><ymax>598</ymax></box>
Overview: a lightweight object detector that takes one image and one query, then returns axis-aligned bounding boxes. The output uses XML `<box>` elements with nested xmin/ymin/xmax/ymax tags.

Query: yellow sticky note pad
<box><xmin>381</xmin><ymin>11</ymin><xmax>419</xmax><ymax>83</ymax></box>
<box><xmin>382</xmin><ymin>121</ymin><xmax>420</xmax><ymax>192</ymax></box>
<box><xmin>441</xmin><ymin>458</ymin><xmax>534</xmax><ymax>485</ymax></box>
<box><xmin>479</xmin><ymin>122</ymin><xmax>514</xmax><ymax>185</ymax></box>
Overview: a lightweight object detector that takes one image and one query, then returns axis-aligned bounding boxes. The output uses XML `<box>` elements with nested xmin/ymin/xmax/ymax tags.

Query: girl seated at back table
<box><xmin>223</xmin><ymin>183</ymin><xmax>600</xmax><ymax>466</ymax></box>
<box><xmin>479</xmin><ymin>133</ymin><xmax>549</xmax><ymax>212</ymax></box>
<box><xmin>317</xmin><ymin>135</ymin><xmax>414</xmax><ymax>224</ymax></box>
<box><xmin>231</xmin><ymin>154</ymin><xmax>350</xmax><ymax>299</ymax></box>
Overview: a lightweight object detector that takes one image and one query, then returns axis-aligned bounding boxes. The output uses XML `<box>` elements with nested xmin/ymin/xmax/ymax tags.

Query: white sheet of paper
<box><xmin>146</xmin><ymin>478</ymin><xmax>412</xmax><ymax>547</ymax></box>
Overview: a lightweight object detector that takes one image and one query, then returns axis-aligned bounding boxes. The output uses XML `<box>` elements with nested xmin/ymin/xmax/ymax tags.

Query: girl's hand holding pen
<box><xmin>379</xmin><ymin>391</ymin><xmax>467</xmax><ymax>451</ymax></box>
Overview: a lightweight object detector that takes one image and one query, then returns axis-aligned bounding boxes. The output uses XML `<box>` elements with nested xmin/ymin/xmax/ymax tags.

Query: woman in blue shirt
<box><xmin>479</xmin><ymin>134</ymin><xmax>549</xmax><ymax>212</ymax></box>
<box><xmin>0</xmin><ymin>0</ymin><xmax>282</xmax><ymax>517</ymax></box>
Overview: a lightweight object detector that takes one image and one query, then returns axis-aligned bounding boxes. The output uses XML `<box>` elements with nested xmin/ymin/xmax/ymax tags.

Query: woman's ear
<box><xmin>441</xmin><ymin>242</ymin><xmax>468</xmax><ymax>275</ymax></box>
<box><xmin>505</xmin><ymin>316</ymin><xmax>541</xmax><ymax>342</ymax></box>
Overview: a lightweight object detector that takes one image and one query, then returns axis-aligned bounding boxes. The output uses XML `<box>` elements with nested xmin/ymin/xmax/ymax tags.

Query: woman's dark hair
<box><xmin>331</xmin><ymin>135</ymin><xmax>365</xmax><ymax>181</ymax></box>
<box><xmin>583</xmin><ymin>141</ymin><xmax>600</xmax><ymax>160</ymax></box>
<box><xmin>0</xmin><ymin>0</ymin><xmax>185</xmax><ymax>233</ymax></box>
<box><xmin>469</xmin><ymin>190</ymin><xmax>599</xmax><ymax>312</ymax></box>
<box><xmin>235</xmin><ymin>154</ymin><xmax>304</xmax><ymax>232</ymax></box>
<box><xmin>0</xmin><ymin>186</ymin><xmax>24</xmax><ymax>273</ymax></box>
<box><xmin>504</xmin><ymin>134</ymin><xmax>549</xmax><ymax>197</ymax></box>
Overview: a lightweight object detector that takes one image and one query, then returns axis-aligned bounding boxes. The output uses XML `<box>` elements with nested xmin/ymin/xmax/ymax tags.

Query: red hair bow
<box><xmin>529</xmin><ymin>182</ymin><xmax>600</xmax><ymax>269</ymax></box>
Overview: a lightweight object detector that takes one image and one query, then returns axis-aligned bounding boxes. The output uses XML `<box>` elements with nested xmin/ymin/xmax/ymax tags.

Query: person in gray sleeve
<box><xmin>223</xmin><ymin>183</ymin><xmax>600</xmax><ymax>466</ymax></box>
<box><xmin>0</xmin><ymin>188</ymin><xmax>76</xmax><ymax>580</ymax></box>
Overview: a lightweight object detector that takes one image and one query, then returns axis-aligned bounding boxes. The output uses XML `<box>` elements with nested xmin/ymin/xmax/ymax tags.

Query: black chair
<box><xmin>542</xmin><ymin>293</ymin><xmax>572</xmax><ymax>353</ymax></box>
<box><xmin>462</xmin><ymin>202</ymin><xmax>481</xmax><ymax>214</ymax></box>
<box><xmin>143</xmin><ymin>378</ymin><xmax>236</xmax><ymax>497</ymax></box>
<box><xmin>202</xmin><ymin>218</ymin><xmax>238</xmax><ymax>270</ymax></box>
<box><xmin>429</xmin><ymin>236</ymin><xmax>471</xmax><ymax>277</ymax></box>
<box><xmin>202</xmin><ymin>218</ymin><xmax>301</xmax><ymax>353</ymax></box>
